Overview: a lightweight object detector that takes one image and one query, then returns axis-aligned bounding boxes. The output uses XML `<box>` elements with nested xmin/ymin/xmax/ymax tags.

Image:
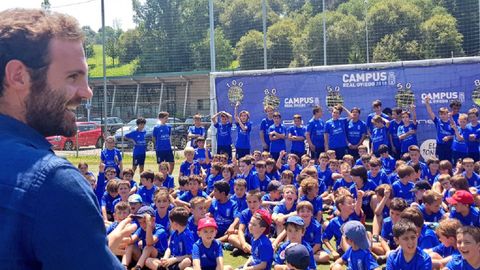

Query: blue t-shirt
<box><xmin>169</xmin><ymin>229</ymin><xmax>195</xmax><ymax>257</ymax></box>
<box><xmin>325</xmin><ymin>118</ymin><xmax>348</xmax><ymax>148</ymax></box>
<box><xmin>206</xmin><ymin>173</ymin><xmax>222</xmax><ymax>194</ymax></box>
<box><xmin>192</xmin><ymin>239</ymin><xmax>223</xmax><ymax>268</ymax></box>
<box><xmin>101</xmin><ymin>192</ymin><xmax>119</xmax><ymax>213</ymax></box>
<box><xmin>238</xmin><ymin>209</ymin><xmax>254</xmax><ymax>238</ymax></box>
<box><xmin>464</xmin><ymin>172</ymin><xmax>480</xmax><ymax>188</ymax></box>
<box><xmin>194</xmin><ymin>148</ymin><xmax>212</xmax><ymax>170</ymax></box>
<box><xmin>134</xmin><ymin>224</ymin><xmax>168</xmax><ymax>254</ymax></box>
<box><xmin>347</xmin><ymin>119</ymin><xmax>367</xmax><ymax>145</ymax></box>
<box><xmin>388</xmin><ymin>120</ymin><xmax>403</xmax><ymax>150</ymax></box>
<box><xmin>367</xmin><ymin>112</ymin><xmax>390</xmax><ymax>133</ymax></box>
<box><xmin>250</xmin><ymin>234</ymin><xmax>274</xmax><ymax>270</ymax></box>
<box><xmin>381</xmin><ymin>217</ymin><xmax>396</xmax><ymax>249</ymax></box>
<box><xmin>397</xmin><ymin>123</ymin><xmax>418</xmax><ymax>153</ymax></box>
<box><xmin>446</xmin><ymin>254</ymin><xmax>480</xmax><ymax>270</ymax></box>
<box><xmin>214</xmin><ymin>122</ymin><xmax>232</xmax><ymax>146</ymax></box>
<box><xmin>106</xmin><ymin>221</ymin><xmax>119</xmax><ymax>235</ymax></box>
<box><xmin>125</xmin><ymin>129</ymin><xmax>147</xmax><ymax>156</ymax></box>
<box><xmin>101</xmin><ymin>148</ymin><xmax>122</xmax><ymax>173</ymax></box>
<box><xmin>231</xmin><ymin>194</ymin><xmax>248</xmax><ymax>215</ymax></box>
<box><xmin>289</xmin><ymin>125</ymin><xmax>307</xmax><ymax>153</ymax></box>
<box><xmin>300</xmin><ymin>195</ymin><xmax>323</xmax><ymax>216</ymax></box>
<box><xmin>178</xmin><ymin>190</ymin><xmax>208</xmax><ymax>203</ymax></box>
<box><xmin>386</xmin><ymin>247</ymin><xmax>432</xmax><ymax>270</ymax></box>
<box><xmin>433</xmin><ymin>117</ymin><xmax>454</xmax><ymax>145</ymax></box>
<box><xmin>317</xmin><ymin>166</ymin><xmax>333</xmax><ymax>188</ymax></box>
<box><xmin>137</xmin><ymin>185</ymin><xmax>158</xmax><ymax>205</ymax></box>
<box><xmin>449</xmin><ymin>206</ymin><xmax>480</xmax><ymax>226</ymax></box>
<box><xmin>254</xmin><ymin>174</ymin><xmax>271</xmax><ymax>193</ymax></box>
<box><xmin>303</xmin><ymin>219</ymin><xmax>323</xmax><ymax>247</ymax></box>
<box><xmin>274</xmin><ymin>241</ymin><xmax>316</xmax><ymax>270</ymax></box>
<box><xmin>368</xmin><ymin>170</ymin><xmax>391</xmax><ymax>185</ymax></box>
<box><xmin>163</xmin><ymin>175</ymin><xmax>175</xmax><ymax>189</ymax></box>
<box><xmin>350</xmin><ymin>180</ymin><xmax>378</xmax><ymax>208</ymax></box>
<box><xmin>466</xmin><ymin>123</ymin><xmax>479</xmax><ymax>152</ymax></box>
<box><xmin>452</xmin><ymin>127</ymin><xmax>469</xmax><ymax>153</ymax></box>
<box><xmin>155</xmin><ymin>208</ymin><xmax>171</xmax><ymax>230</ymax></box>
<box><xmin>371</xmin><ymin>126</ymin><xmax>390</xmax><ymax>152</ymax></box>
<box><xmin>273</xmin><ymin>201</ymin><xmax>297</xmax><ymax>215</ymax></box>
<box><xmin>235</xmin><ymin>121</ymin><xmax>252</xmax><ymax>149</ymax></box>
<box><xmin>238</xmin><ymin>170</ymin><xmax>260</xmax><ymax>191</ymax></box>
<box><xmin>268</xmin><ymin>124</ymin><xmax>287</xmax><ymax>153</ymax></box>
<box><xmin>280</xmin><ymin>164</ymin><xmax>302</xmax><ymax>181</ymax></box>
<box><xmin>392</xmin><ymin>180</ymin><xmax>415</xmax><ymax>204</ymax></box>
<box><xmin>188</xmin><ymin>126</ymin><xmax>206</xmax><ymax>146</ymax></box>
<box><xmin>209</xmin><ymin>199</ymin><xmax>236</xmax><ymax>235</ymax></box>
<box><xmin>260</xmin><ymin>118</ymin><xmax>274</xmax><ymax>146</ymax></box>
<box><xmin>266</xmin><ymin>171</ymin><xmax>281</xmax><ymax>181</ymax></box>
<box><xmin>152</xmin><ymin>124</ymin><xmax>172</xmax><ymax>151</ymax></box>
<box><xmin>418</xmin><ymin>204</ymin><xmax>445</xmax><ymax>223</ymax></box>
<box><xmin>381</xmin><ymin>156</ymin><xmax>396</xmax><ymax>175</ymax></box>
<box><xmin>333</xmin><ymin>178</ymin><xmax>355</xmax><ymax>191</ymax></box>
<box><xmin>188</xmin><ymin>216</ymin><xmax>199</xmax><ymax>242</ymax></box>
<box><xmin>418</xmin><ymin>224</ymin><xmax>440</xmax><ymax>249</ymax></box>
<box><xmin>307</xmin><ymin>118</ymin><xmax>325</xmax><ymax>147</ymax></box>
<box><xmin>431</xmin><ymin>243</ymin><xmax>460</xmax><ymax>258</ymax></box>
<box><xmin>179</xmin><ymin>160</ymin><xmax>202</xmax><ymax>176</ymax></box>
<box><xmin>341</xmin><ymin>247</ymin><xmax>379</xmax><ymax>270</ymax></box>
<box><xmin>323</xmin><ymin>213</ymin><xmax>361</xmax><ymax>250</ymax></box>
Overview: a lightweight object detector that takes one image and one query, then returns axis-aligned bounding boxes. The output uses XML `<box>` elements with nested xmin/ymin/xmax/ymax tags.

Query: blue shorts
<box><xmin>156</xmin><ymin>150</ymin><xmax>174</xmax><ymax>163</ymax></box>
<box><xmin>133</xmin><ymin>154</ymin><xmax>146</xmax><ymax>166</ymax></box>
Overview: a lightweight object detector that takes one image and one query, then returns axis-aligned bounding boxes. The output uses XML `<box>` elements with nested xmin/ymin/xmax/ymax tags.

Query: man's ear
<box><xmin>4</xmin><ymin>60</ymin><xmax>30</xmax><ymax>90</ymax></box>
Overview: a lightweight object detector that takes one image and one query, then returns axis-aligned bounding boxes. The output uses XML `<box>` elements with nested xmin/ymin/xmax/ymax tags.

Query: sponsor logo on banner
<box><xmin>420</xmin><ymin>91</ymin><xmax>465</xmax><ymax>104</ymax></box>
<box><xmin>342</xmin><ymin>71</ymin><xmax>396</xmax><ymax>87</ymax></box>
<box><xmin>420</xmin><ymin>139</ymin><xmax>437</xmax><ymax>161</ymax></box>
<box><xmin>284</xmin><ymin>97</ymin><xmax>316</xmax><ymax>108</ymax></box>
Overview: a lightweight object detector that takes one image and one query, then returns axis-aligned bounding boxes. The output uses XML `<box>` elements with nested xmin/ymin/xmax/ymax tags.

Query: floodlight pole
<box><xmin>101</xmin><ymin>0</ymin><xmax>108</xmax><ymax>139</ymax></box>
<box><xmin>209</xmin><ymin>0</ymin><xmax>216</xmax><ymax>72</ymax></box>
<box><xmin>365</xmin><ymin>0</ymin><xmax>370</xmax><ymax>63</ymax></box>
<box><xmin>322</xmin><ymin>0</ymin><xmax>327</xmax><ymax>65</ymax></box>
<box><xmin>262</xmin><ymin>0</ymin><xmax>267</xmax><ymax>69</ymax></box>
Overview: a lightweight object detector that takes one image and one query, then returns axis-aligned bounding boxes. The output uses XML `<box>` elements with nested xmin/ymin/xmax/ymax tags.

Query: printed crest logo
<box><xmin>473</xmin><ymin>80</ymin><xmax>480</xmax><ymax>106</ymax></box>
<box><xmin>263</xmin><ymin>88</ymin><xmax>280</xmax><ymax>110</ymax></box>
<box><xmin>227</xmin><ymin>80</ymin><xmax>244</xmax><ymax>106</ymax></box>
<box><xmin>326</xmin><ymin>86</ymin><xmax>344</xmax><ymax>108</ymax></box>
<box><xmin>395</xmin><ymin>82</ymin><xmax>415</xmax><ymax>109</ymax></box>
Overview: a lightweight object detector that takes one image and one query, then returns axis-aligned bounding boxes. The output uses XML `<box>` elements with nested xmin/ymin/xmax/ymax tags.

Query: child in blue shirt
<box><xmin>392</xmin><ymin>165</ymin><xmax>416</xmax><ymax>204</ymax></box>
<box><xmin>379</xmin><ymin>144</ymin><xmax>396</xmax><ymax>175</ymax></box>
<box><xmin>157</xmin><ymin>163</ymin><xmax>175</xmax><ymax>192</ymax></box>
<box><xmin>299</xmin><ymin>177</ymin><xmax>324</xmax><ymax>222</ymax></box>
<box><xmin>238</xmin><ymin>156</ymin><xmax>259</xmax><ymax>191</ymax></box>
<box><xmin>272</xmin><ymin>184</ymin><xmax>298</xmax><ymax>233</ymax></box>
<box><xmin>388</xmin><ymin>107</ymin><xmax>404</xmax><ymax>160</ymax></box>
<box><xmin>426</xmin><ymin>158</ymin><xmax>440</xmax><ymax>185</ymax></box>
<box><xmin>176</xmin><ymin>175</ymin><xmax>209</xmax><ymax>206</ymax></box>
<box><xmin>205</xmin><ymin>162</ymin><xmax>222</xmax><ymax>194</ymax></box>
<box><xmin>261</xmin><ymin>180</ymin><xmax>283</xmax><ymax>212</ymax></box>
<box><xmin>370</xmin><ymin>115</ymin><xmax>391</xmax><ymax>155</ymax></box>
<box><xmin>418</xmin><ymin>190</ymin><xmax>445</xmax><ymax>223</ymax></box>
<box><xmin>121</xmin><ymin>168</ymin><xmax>138</xmax><ymax>195</ymax></box>
<box><xmin>260</xmin><ymin>105</ymin><xmax>275</xmax><ymax>152</ymax></box>
<box><xmin>212</xmin><ymin>110</ymin><xmax>233</xmax><ymax>160</ymax></box>
<box><xmin>427</xmin><ymin>218</ymin><xmax>461</xmax><ymax>269</ymax></box>
<box><xmin>288</xmin><ymin>114</ymin><xmax>307</xmax><ymax>158</ymax></box>
<box><xmin>444</xmin><ymin>226</ymin><xmax>480</xmax><ymax>270</ymax></box>
<box><xmin>447</xmin><ymin>190</ymin><xmax>480</xmax><ymax>226</ymax></box>
<box><xmin>188</xmin><ymin>197</ymin><xmax>207</xmax><ymax>242</ymax></box>
<box><xmin>137</xmin><ymin>170</ymin><xmax>158</xmax><ymax>205</ymax></box>
<box><xmin>466</xmin><ymin>108</ymin><xmax>479</xmax><ymax>161</ymax></box>
<box><xmin>324</xmin><ymin>104</ymin><xmax>349</xmax><ymax>159</ymax></box>
<box><xmin>350</xmin><ymin>165</ymin><xmax>378</xmax><ymax>219</ymax></box>
<box><xmin>101</xmin><ymin>136</ymin><xmax>123</xmax><ymax>176</ymax></box>
<box><xmin>368</xmin><ymin>158</ymin><xmax>390</xmax><ymax>185</ymax></box>
<box><xmin>397</xmin><ymin>106</ymin><xmax>418</xmax><ymax>155</ymax></box>
<box><xmin>346</xmin><ymin>107</ymin><xmax>368</xmax><ymax>159</ymax></box>
<box><xmin>101</xmin><ymin>180</ymin><xmax>119</xmax><ymax>222</ymax></box>
<box><xmin>331</xmin><ymin>220</ymin><xmax>380</xmax><ymax>270</ymax></box>
<box><xmin>153</xmin><ymin>111</ymin><xmax>174</xmax><ymax>174</ymax></box>
<box><xmin>316</xmin><ymin>153</ymin><xmax>334</xmax><ymax>189</ymax></box>
<box><xmin>462</xmin><ymin>158</ymin><xmax>480</xmax><ymax>187</ymax></box>
<box><xmin>106</xmin><ymin>201</ymin><xmax>130</xmax><ymax>236</ymax></box>
<box><xmin>124</xmin><ymin>206</ymin><xmax>169</xmax><ymax>270</ymax></box>
<box><xmin>187</xmin><ymin>114</ymin><xmax>206</xmax><ymax>148</ymax></box>
<box><xmin>268</xmin><ymin>112</ymin><xmax>287</xmax><ymax>161</ymax></box>
<box><xmin>425</xmin><ymin>97</ymin><xmax>454</xmax><ymax>162</ymax></box>
<box><xmin>234</xmin><ymin>104</ymin><xmax>252</xmax><ymax>159</ymax></box>
<box><xmin>191</xmin><ymin>217</ymin><xmax>232</xmax><ymax>270</ymax></box>
<box><xmin>400</xmin><ymin>207</ymin><xmax>440</xmax><ymax>249</ymax></box>
<box><xmin>179</xmin><ymin>147</ymin><xmax>202</xmax><ymax>177</ymax></box>
<box><xmin>277</xmin><ymin>151</ymin><xmax>302</xmax><ymax>181</ymax></box>
<box><xmin>208</xmin><ymin>181</ymin><xmax>236</xmax><ymax>237</ymax></box>
<box><xmin>306</xmin><ymin>105</ymin><xmax>325</xmax><ymax>160</ymax></box>
<box><xmin>230</xmin><ymin>179</ymin><xmax>248</xmax><ymax>214</ymax></box>
<box><xmin>386</xmin><ymin>219</ymin><xmax>432</xmax><ymax>270</ymax></box>
<box><xmin>244</xmin><ymin>209</ymin><xmax>274</xmax><ymax>270</ymax></box>
<box><xmin>193</xmin><ymin>137</ymin><xmax>211</xmax><ymax>172</ymax></box>
<box><xmin>451</xmin><ymin>114</ymin><xmax>470</xmax><ymax>164</ymax></box>
<box><xmin>378</xmin><ymin>198</ymin><xmax>408</xmax><ymax>253</ymax></box>
<box><xmin>146</xmin><ymin>206</ymin><xmax>194</xmax><ymax>270</ymax></box>
<box><xmin>124</xmin><ymin>117</ymin><xmax>147</xmax><ymax>174</ymax></box>
<box><xmin>153</xmin><ymin>188</ymin><xmax>172</xmax><ymax>230</ymax></box>
<box><xmin>252</xmin><ymin>160</ymin><xmax>271</xmax><ymax>193</ymax></box>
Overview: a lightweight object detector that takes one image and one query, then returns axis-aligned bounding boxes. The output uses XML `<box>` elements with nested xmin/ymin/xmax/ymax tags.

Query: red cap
<box><xmin>254</xmin><ymin>209</ymin><xmax>272</xmax><ymax>235</ymax></box>
<box><xmin>197</xmin><ymin>217</ymin><xmax>218</xmax><ymax>231</ymax></box>
<box><xmin>446</xmin><ymin>190</ymin><xmax>474</xmax><ymax>205</ymax></box>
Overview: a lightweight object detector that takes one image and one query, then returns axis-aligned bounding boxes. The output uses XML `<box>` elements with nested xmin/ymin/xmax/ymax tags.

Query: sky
<box><xmin>0</xmin><ymin>0</ymin><xmax>136</xmax><ymax>31</ymax></box>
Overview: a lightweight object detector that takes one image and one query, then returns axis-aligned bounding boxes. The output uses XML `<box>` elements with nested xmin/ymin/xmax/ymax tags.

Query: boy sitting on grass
<box><xmin>242</xmin><ymin>209</ymin><xmax>274</xmax><ymax>270</ymax></box>
<box><xmin>443</xmin><ymin>226</ymin><xmax>480</xmax><ymax>270</ymax></box>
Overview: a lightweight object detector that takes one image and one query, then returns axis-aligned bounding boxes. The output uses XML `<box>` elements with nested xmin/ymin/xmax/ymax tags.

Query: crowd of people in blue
<box><xmin>84</xmin><ymin>98</ymin><xmax>480</xmax><ymax>270</ymax></box>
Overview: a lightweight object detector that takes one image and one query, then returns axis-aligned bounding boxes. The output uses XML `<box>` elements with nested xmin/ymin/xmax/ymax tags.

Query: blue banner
<box><xmin>214</xmin><ymin>61</ymin><xmax>480</xmax><ymax>158</ymax></box>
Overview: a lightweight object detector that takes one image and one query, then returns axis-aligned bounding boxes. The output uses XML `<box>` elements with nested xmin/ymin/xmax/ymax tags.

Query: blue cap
<box><xmin>341</xmin><ymin>220</ymin><xmax>370</xmax><ymax>250</ymax></box>
<box><xmin>132</xmin><ymin>206</ymin><xmax>155</xmax><ymax>218</ymax></box>
<box><xmin>285</xmin><ymin>243</ymin><xmax>310</xmax><ymax>270</ymax></box>
<box><xmin>285</xmin><ymin>215</ymin><xmax>305</xmax><ymax>227</ymax></box>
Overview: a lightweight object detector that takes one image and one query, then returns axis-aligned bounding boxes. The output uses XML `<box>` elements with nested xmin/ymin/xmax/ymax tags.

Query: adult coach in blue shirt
<box><xmin>0</xmin><ymin>9</ymin><xmax>133</xmax><ymax>269</ymax></box>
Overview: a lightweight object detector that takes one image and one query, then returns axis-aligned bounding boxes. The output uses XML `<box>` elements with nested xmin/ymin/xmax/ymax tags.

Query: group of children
<box><xmin>78</xmin><ymin>98</ymin><xmax>480</xmax><ymax>270</ymax></box>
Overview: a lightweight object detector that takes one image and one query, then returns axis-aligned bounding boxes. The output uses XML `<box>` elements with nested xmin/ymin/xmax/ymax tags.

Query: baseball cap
<box><xmin>285</xmin><ymin>243</ymin><xmax>310</xmax><ymax>270</ymax></box>
<box><xmin>197</xmin><ymin>217</ymin><xmax>218</xmax><ymax>231</ymax></box>
<box><xmin>341</xmin><ymin>220</ymin><xmax>370</xmax><ymax>250</ymax></box>
<box><xmin>267</xmin><ymin>180</ymin><xmax>282</xmax><ymax>192</ymax></box>
<box><xmin>410</xmin><ymin>180</ymin><xmax>432</xmax><ymax>192</ymax></box>
<box><xmin>285</xmin><ymin>216</ymin><xmax>305</xmax><ymax>227</ymax></box>
<box><xmin>131</xmin><ymin>206</ymin><xmax>155</xmax><ymax>218</ymax></box>
<box><xmin>254</xmin><ymin>209</ymin><xmax>272</xmax><ymax>235</ymax></box>
<box><xmin>446</xmin><ymin>190</ymin><xmax>474</xmax><ymax>205</ymax></box>
<box><xmin>128</xmin><ymin>194</ymin><xmax>143</xmax><ymax>204</ymax></box>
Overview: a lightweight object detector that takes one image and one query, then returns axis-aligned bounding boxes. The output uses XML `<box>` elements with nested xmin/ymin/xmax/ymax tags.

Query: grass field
<box><xmin>87</xmin><ymin>45</ymin><xmax>138</xmax><ymax>78</ymax></box>
<box><xmin>65</xmin><ymin>151</ymin><xmax>337</xmax><ymax>269</ymax></box>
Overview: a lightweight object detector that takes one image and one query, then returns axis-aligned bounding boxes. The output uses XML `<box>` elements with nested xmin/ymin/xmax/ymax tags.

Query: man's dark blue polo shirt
<box><xmin>0</xmin><ymin>114</ymin><xmax>123</xmax><ymax>269</ymax></box>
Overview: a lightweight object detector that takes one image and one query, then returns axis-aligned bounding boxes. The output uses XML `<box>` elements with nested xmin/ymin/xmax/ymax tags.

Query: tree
<box><xmin>235</xmin><ymin>30</ymin><xmax>265</xmax><ymax>70</ymax></box>
<box><xmin>267</xmin><ymin>19</ymin><xmax>297</xmax><ymax>68</ymax></box>
<box><xmin>82</xmin><ymin>26</ymin><xmax>96</xmax><ymax>58</ymax></box>
<box><xmin>421</xmin><ymin>13</ymin><xmax>464</xmax><ymax>58</ymax></box>
<box><xmin>191</xmin><ymin>28</ymin><xmax>234</xmax><ymax>70</ymax></box>
<box><xmin>372</xmin><ymin>30</ymin><xmax>423</xmax><ymax>62</ymax></box>
<box><xmin>326</xmin><ymin>13</ymin><xmax>365</xmax><ymax>64</ymax></box>
<box><xmin>118</xmin><ymin>29</ymin><xmax>141</xmax><ymax>64</ymax></box>
<box><xmin>104</xmin><ymin>22</ymin><xmax>122</xmax><ymax>66</ymax></box>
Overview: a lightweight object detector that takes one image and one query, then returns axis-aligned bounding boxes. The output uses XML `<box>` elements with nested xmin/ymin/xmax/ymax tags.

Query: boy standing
<box><xmin>386</xmin><ymin>219</ymin><xmax>432</xmax><ymax>270</ymax></box>
<box><xmin>425</xmin><ymin>96</ymin><xmax>454</xmax><ymax>162</ymax></box>
<box><xmin>289</xmin><ymin>114</ymin><xmax>307</xmax><ymax>158</ymax></box>
<box><xmin>306</xmin><ymin>106</ymin><xmax>325</xmax><ymax>160</ymax></box>
<box><xmin>269</xmin><ymin>112</ymin><xmax>287</xmax><ymax>161</ymax></box>
<box><xmin>125</xmin><ymin>117</ymin><xmax>147</xmax><ymax>173</ymax></box>
<box><xmin>153</xmin><ymin>111</ymin><xmax>174</xmax><ymax>174</ymax></box>
<box><xmin>212</xmin><ymin>111</ymin><xmax>233</xmax><ymax>160</ymax></box>
<box><xmin>101</xmin><ymin>136</ymin><xmax>123</xmax><ymax>176</ymax></box>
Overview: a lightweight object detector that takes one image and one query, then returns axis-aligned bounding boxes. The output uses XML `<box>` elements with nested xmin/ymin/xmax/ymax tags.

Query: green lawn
<box><xmin>64</xmin><ymin>151</ymin><xmax>336</xmax><ymax>269</ymax></box>
<box><xmin>87</xmin><ymin>45</ymin><xmax>138</xmax><ymax>78</ymax></box>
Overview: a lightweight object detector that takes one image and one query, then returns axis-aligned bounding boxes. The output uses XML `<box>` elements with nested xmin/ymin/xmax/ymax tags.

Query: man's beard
<box><xmin>25</xmin><ymin>84</ymin><xmax>81</xmax><ymax>137</ymax></box>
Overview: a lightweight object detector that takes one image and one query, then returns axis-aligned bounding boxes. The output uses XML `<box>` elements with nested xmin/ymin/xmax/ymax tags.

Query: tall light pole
<box><xmin>209</xmin><ymin>0</ymin><xmax>216</xmax><ymax>72</ymax></box>
<box><xmin>365</xmin><ymin>0</ymin><xmax>370</xmax><ymax>63</ymax></box>
<box><xmin>101</xmin><ymin>0</ymin><xmax>108</xmax><ymax>138</ymax></box>
<box><xmin>262</xmin><ymin>0</ymin><xmax>268</xmax><ymax>69</ymax></box>
<box><xmin>322</xmin><ymin>0</ymin><xmax>327</xmax><ymax>65</ymax></box>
